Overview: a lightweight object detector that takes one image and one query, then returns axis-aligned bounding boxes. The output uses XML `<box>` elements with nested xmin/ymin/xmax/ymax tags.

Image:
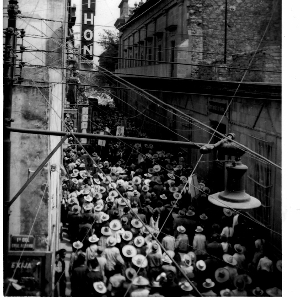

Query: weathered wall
<box><xmin>116</xmin><ymin>0</ymin><xmax>281</xmax><ymax>82</ymax></box>
<box><xmin>10</xmin><ymin>86</ymin><xmax>50</xmax><ymax>250</ymax></box>
<box><xmin>114</xmin><ymin>77</ymin><xmax>281</xmax><ymax>252</ymax></box>
<box><xmin>228</xmin><ymin>97</ymin><xmax>281</xmax><ymax>254</ymax></box>
<box><xmin>6</xmin><ymin>0</ymin><xmax>66</xmax><ymax>253</ymax></box>
<box><xmin>117</xmin><ymin>0</ymin><xmax>192</xmax><ymax>78</ymax></box>
<box><xmin>187</xmin><ymin>0</ymin><xmax>281</xmax><ymax>82</ymax></box>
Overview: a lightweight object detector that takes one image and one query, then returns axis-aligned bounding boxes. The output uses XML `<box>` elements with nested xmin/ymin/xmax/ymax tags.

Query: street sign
<box><xmin>98</xmin><ymin>131</ymin><xmax>106</xmax><ymax>147</ymax></box>
<box><xmin>11</xmin><ymin>235</ymin><xmax>35</xmax><ymax>250</ymax></box>
<box><xmin>116</xmin><ymin>126</ymin><xmax>124</xmax><ymax>136</ymax></box>
<box><xmin>188</xmin><ymin>174</ymin><xmax>200</xmax><ymax>198</ymax></box>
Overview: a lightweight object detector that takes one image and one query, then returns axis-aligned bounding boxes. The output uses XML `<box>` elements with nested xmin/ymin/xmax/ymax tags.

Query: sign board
<box><xmin>78</xmin><ymin>106</ymin><xmax>91</xmax><ymax>144</ymax></box>
<box><xmin>81</xmin><ymin>0</ymin><xmax>95</xmax><ymax>62</ymax></box>
<box><xmin>7</xmin><ymin>255</ymin><xmax>43</xmax><ymax>296</ymax></box>
<box><xmin>116</xmin><ymin>126</ymin><xmax>125</xmax><ymax>136</ymax></box>
<box><xmin>64</xmin><ymin>109</ymin><xmax>78</xmax><ymax>144</ymax></box>
<box><xmin>11</xmin><ymin>235</ymin><xmax>35</xmax><ymax>251</ymax></box>
<box><xmin>208</xmin><ymin>101</ymin><xmax>227</xmax><ymax>115</ymax></box>
<box><xmin>188</xmin><ymin>174</ymin><xmax>200</xmax><ymax>198</ymax></box>
<box><xmin>98</xmin><ymin>131</ymin><xmax>106</xmax><ymax>147</ymax></box>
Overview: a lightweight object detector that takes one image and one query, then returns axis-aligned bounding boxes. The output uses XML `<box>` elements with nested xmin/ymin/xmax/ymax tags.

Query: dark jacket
<box><xmin>206</xmin><ymin>241</ymin><xmax>224</xmax><ymax>259</ymax></box>
<box><xmin>71</xmin><ymin>265</ymin><xmax>88</xmax><ymax>297</ymax></box>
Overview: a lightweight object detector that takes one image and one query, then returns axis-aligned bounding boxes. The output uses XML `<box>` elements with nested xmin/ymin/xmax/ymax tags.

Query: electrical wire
<box><xmin>68</xmin><ymin>132</ymin><xmax>204</xmax><ymax>296</ymax></box>
<box><xmin>97</xmin><ymin>66</ymin><xmax>282</xmax><ymax>170</ymax></box>
<box><xmin>20</xmin><ymin>33</ymin><xmax>282</xmax><ymax>58</ymax></box>
<box><xmin>5</xmin><ymin>185</ymin><xmax>48</xmax><ymax>296</ymax></box>
<box><xmin>28</xmin><ymin>70</ymin><xmax>282</xmax><ymax>238</ymax></box>
<box><xmin>5</xmin><ymin>3</ymin><xmax>282</xmax><ymax>294</ymax></box>
<box><xmin>5</xmin><ymin>11</ymin><xmax>280</xmax><ymax>41</ymax></box>
<box><xmin>43</xmin><ymin>88</ymin><xmax>205</xmax><ymax>294</ymax></box>
<box><xmin>14</xmin><ymin>79</ymin><xmax>281</xmax><ymax>101</ymax></box>
<box><xmin>21</xmin><ymin>44</ymin><xmax>281</xmax><ymax>74</ymax></box>
<box><xmin>18</xmin><ymin>39</ymin><xmax>207</xmax><ymax>151</ymax></box>
<box><xmin>64</xmin><ymin>91</ymin><xmax>280</xmax><ymax>235</ymax></box>
<box><xmin>19</xmin><ymin>19</ymin><xmax>281</xmax><ymax>173</ymax></box>
<box><xmin>18</xmin><ymin>18</ymin><xmax>282</xmax><ymax>184</ymax></box>
<box><xmin>16</xmin><ymin>21</ymin><xmax>282</xmax><ymax>88</ymax></box>
<box><xmin>19</xmin><ymin>36</ymin><xmax>281</xmax><ymax>172</ymax></box>
<box><xmin>207</xmin><ymin>0</ymin><xmax>280</xmax><ymax>153</ymax></box>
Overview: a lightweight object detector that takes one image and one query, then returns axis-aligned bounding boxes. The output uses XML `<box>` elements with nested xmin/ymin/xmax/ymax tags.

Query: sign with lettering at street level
<box><xmin>11</xmin><ymin>235</ymin><xmax>35</xmax><ymax>250</ymax></box>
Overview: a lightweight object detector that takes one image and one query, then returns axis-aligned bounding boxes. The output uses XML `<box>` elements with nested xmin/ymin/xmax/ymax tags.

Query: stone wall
<box><xmin>187</xmin><ymin>0</ymin><xmax>281</xmax><ymax>83</ymax></box>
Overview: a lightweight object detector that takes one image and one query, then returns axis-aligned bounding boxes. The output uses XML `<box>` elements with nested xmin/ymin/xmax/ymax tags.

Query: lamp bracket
<box><xmin>199</xmin><ymin>133</ymin><xmax>245</xmax><ymax>159</ymax></box>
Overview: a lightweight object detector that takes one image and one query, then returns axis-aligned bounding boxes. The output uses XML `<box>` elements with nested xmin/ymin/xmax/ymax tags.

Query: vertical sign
<box><xmin>98</xmin><ymin>131</ymin><xmax>106</xmax><ymax>147</ymax></box>
<box><xmin>116</xmin><ymin>126</ymin><xmax>125</xmax><ymax>136</ymax></box>
<box><xmin>81</xmin><ymin>0</ymin><xmax>95</xmax><ymax>61</ymax></box>
<box><xmin>7</xmin><ymin>255</ymin><xmax>43</xmax><ymax>296</ymax></box>
<box><xmin>188</xmin><ymin>174</ymin><xmax>200</xmax><ymax>198</ymax></box>
<box><xmin>78</xmin><ymin>106</ymin><xmax>91</xmax><ymax>144</ymax></box>
<box><xmin>64</xmin><ymin>109</ymin><xmax>78</xmax><ymax>144</ymax></box>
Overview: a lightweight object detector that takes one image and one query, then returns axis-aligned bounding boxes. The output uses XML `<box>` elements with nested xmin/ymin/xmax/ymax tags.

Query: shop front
<box><xmin>5</xmin><ymin>251</ymin><xmax>52</xmax><ymax>296</ymax></box>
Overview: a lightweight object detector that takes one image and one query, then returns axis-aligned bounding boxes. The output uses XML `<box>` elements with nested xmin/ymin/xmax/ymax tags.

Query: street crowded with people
<box><xmin>57</xmin><ymin>108</ymin><xmax>282</xmax><ymax>297</ymax></box>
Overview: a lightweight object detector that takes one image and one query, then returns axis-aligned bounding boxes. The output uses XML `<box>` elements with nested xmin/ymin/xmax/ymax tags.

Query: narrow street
<box><xmin>2</xmin><ymin>0</ymin><xmax>286</xmax><ymax>297</ymax></box>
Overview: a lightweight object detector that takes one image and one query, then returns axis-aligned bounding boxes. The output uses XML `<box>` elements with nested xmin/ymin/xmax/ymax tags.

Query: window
<box><xmin>157</xmin><ymin>44</ymin><xmax>162</xmax><ymax>62</ymax></box>
<box><xmin>140</xmin><ymin>48</ymin><xmax>144</xmax><ymax>66</ymax></box>
<box><xmin>170</xmin><ymin>41</ymin><xmax>175</xmax><ymax>62</ymax></box>
<box><xmin>148</xmin><ymin>48</ymin><xmax>152</xmax><ymax>65</ymax></box>
<box><xmin>248</xmin><ymin>136</ymin><xmax>273</xmax><ymax>226</ymax></box>
<box><xmin>170</xmin><ymin>40</ymin><xmax>175</xmax><ymax>76</ymax></box>
<box><xmin>123</xmin><ymin>50</ymin><xmax>127</xmax><ymax>68</ymax></box>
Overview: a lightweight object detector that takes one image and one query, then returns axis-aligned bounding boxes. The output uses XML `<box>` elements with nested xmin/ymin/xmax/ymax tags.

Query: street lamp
<box><xmin>200</xmin><ymin>133</ymin><xmax>261</xmax><ymax>210</ymax></box>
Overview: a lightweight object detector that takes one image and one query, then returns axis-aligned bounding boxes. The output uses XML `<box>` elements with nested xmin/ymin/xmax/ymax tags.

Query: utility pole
<box><xmin>3</xmin><ymin>0</ymin><xmax>20</xmax><ymax>275</ymax></box>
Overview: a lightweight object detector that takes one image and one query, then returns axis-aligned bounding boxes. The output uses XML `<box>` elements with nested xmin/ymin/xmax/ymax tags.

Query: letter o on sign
<box><xmin>84</xmin><ymin>29</ymin><xmax>93</xmax><ymax>41</ymax></box>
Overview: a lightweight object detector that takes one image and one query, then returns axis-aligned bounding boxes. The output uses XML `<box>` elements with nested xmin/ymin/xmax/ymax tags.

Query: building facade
<box><xmin>3</xmin><ymin>0</ymin><xmax>69</xmax><ymax>295</ymax></box>
<box><xmin>113</xmin><ymin>0</ymin><xmax>282</xmax><ymax>254</ymax></box>
<box><xmin>116</xmin><ymin>0</ymin><xmax>281</xmax><ymax>81</ymax></box>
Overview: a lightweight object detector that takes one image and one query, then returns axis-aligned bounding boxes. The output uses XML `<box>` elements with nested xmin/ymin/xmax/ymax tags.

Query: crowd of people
<box><xmin>58</xmin><ymin>134</ymin><xmax>282</xmax><ymax>297</ymax></box>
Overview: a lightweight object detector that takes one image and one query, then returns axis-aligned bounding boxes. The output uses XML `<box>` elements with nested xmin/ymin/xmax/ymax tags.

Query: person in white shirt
<box><xmin>193</xmin><ymin>226</ymin><xmax>207</xmax><ymax>260</ymax></box>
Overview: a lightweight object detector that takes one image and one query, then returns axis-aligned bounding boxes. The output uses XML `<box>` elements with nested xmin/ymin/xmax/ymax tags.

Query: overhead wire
<box><xmin>19</xmin><ymin>29</ymin><xmax>282</xmax><ymax>172</ymax></box>
<box><xmin>21</xmin><ymin>44</ymin><xmax>281</xmax><ymax>74</ymax></box>
<box><xmin>206</xmin><ymin>0</ymin><xmax>280</xmax><ymax>151</ymax></box>
<box><xmin>97</xmin><ymin>72</ymin><xmax>280</xmax><ymax>141</ymax></box>
<box><xmin>97</xmin><ymin>66</ymin><xmax>282</xmax><ymax>170</ymax></box>
<box><xmin>5</xmin><ymin>0</ymin><xmax>282</xmax><ymax>296</ymax></box>
<box><xmin>17</xmin><ymin>14</ymin><xmax>280</xmax><ymax>227</ymax></box>
<box><xmin>29</xmin><ymin>76</ymin><xmax>205</xmax><ymax>293</ymax></box>
<box><xmin>26</xmin><ymin>63</ymin><xmax>282</xmax><ymax>241</ymax></box>
<box><xmin>19</xmin><ymin>37</ymin><xmax>206</xmax><ymax>151</ymax></box>
<box><xmin>5</xmin><ymin>184</ymin><xmax>48</xmax><ymax>296</ymax></box>
<box><xmin>19</xmin><ymin>33</ymin><xmax>282</xmax><ymax>58</ymax></box>
<box><xmin>64</xmin><ymin>87</ymin><xmax>280</xmax><ymax>235</ymax></box>
<box><xmin>68</xmin><ymin>132</ymin><xmax>204</xmax><ymax>296</ymax></box>
<box><xmin>13</xmin><ymin>77</ymin><xmax>281</xmax><ymax>100</ymax></box>
<box><xmin>18</xmin><ymin>24</ymin><xmax>281</xmax><ymax>172</ymax></box>
<box><xmin>6</xmin><ymin>12</ymin><xmax>280</xmax><ymax>40</ymax></box>
<box><xmin>16</xmin><ymin>20</ymin><xmax>282</xmax><ymax>90</ymax></box>
<box><xmin>98</xmin><ymin>71</ymin><xmax>273</xmax><ymax>169</ymax></box>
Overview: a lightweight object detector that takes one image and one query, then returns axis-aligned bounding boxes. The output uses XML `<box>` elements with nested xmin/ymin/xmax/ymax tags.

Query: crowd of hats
<box><xmin>61</xmin><ymin>139</ymin><xmax>282</xmax><ymax>297</ymax></box>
